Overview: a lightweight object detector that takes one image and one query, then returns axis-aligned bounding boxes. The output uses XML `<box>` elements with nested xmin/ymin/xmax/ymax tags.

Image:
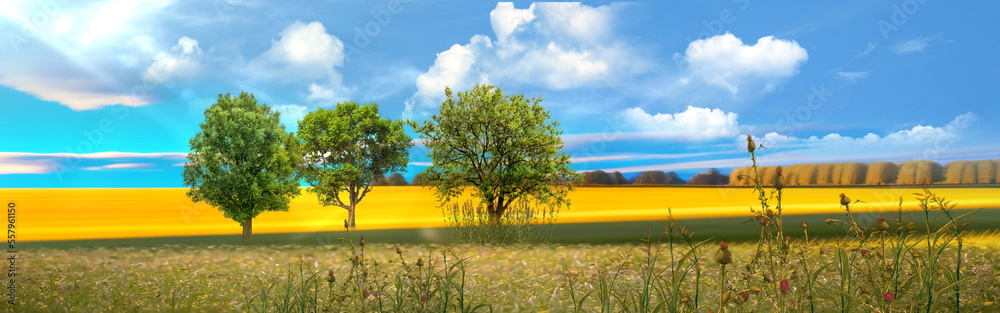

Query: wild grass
<box><xmin>15</xmin><ymin>135</ymin><xmax>1000</xmax><ymax>312</ymax></box>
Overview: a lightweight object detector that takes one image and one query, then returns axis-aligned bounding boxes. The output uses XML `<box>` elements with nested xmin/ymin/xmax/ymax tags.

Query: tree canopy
<box><xmin>410</xmin><ymin>84</ymin><xmax>579</xmax><ymax>221</ymax></box>
<box><xmin>182</xmin><ymin>92</ymin><xmax>301</xmax><ymax>241</ymax></box>
<box><xmin>297</xmin><ymin>102</ymin><xmax>412</xmax><ymax>229</ymax></box>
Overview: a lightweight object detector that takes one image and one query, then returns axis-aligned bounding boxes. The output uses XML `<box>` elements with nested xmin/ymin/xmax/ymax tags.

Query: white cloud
<box><xmin>404</xmin><ymin>2</ymin><xmax>645</xmax><ymax>119</ymax></box>
<box><xmin>892</xmin><ymin>37</ymin><xmax>936</xmax><ymax>55</ymax></box>
<box><xmin>752</xmin><ymin>113</ymin><xmax>976</xmax><ymax>162</ymax></box>
<box><xmin>0</xmin><ymin>152</ymin><xmax>186</xmax><ymax>174</ymax></box>
<box><xmin>0</xmin><ymin>0</ymin><xmax>175</xmax><ymax>110</ymax></box>
<box><xmin>835</xmin><ymin>70</ymin><xmax>871</xmax><ymax>83</ymax></box>
<box><xmin>142</xmin><ymin>36</ymin><xmax>203</xmax><ymax>84</ymax></box>
<box><xmin>618</xmin><ymin>106</ymin><xmax>740</xmax><ymax>141</ymax></box>
<box><xmin>248</xmin><ymin>21</ymin><xmax>349</xmax><ymax>104</ymax></box>
<box><xmin>83</xmin><ymin>163</ymin><xmax>155</xmax><ymax>170</ymax></box>
<box><xmin>679</xmin><ymin>33</ymin><xmax>808</xmax><ymax>96</ymax></box>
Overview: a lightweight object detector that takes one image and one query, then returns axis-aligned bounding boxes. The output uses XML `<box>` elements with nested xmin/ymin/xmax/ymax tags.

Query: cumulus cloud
<box><xmin>142</xmin><ymin>36</ymin><xmax>203</xmax><ymax>84</ymax></box>
<box><xmin>892</xmin><ymin>37</ymin><xmax>936</xmax><ymax>55</ymax></box>
<box><xmin>618</xmin><ymin>106</ymin><xmax>740</xmax><ymax>141</ymax></box>
<box><xmin>248</xmin><ymin>21</ymin><xmax>350</xmax><ymax>104</ymax></box>
<box><xmin>677</xmin><ymin>33</ymin><xmax>808</xmax><ymax>96</ymax></box>
<box><xmin>404</xmin><ymin>2</ymin><xmax>646</xmax><ymax>119</ymax></box>
<box><xmin>751</xmin><ymin>113</ymin><xmax>977</xmax><ymax>163</ymax></box>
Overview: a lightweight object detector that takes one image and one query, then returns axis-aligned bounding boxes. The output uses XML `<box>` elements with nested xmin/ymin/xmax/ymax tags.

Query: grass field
<box><xmin>11</xmin><ymin>186</ymin><xmax>1000</xmax><ymax>242</ymax></box>
<box><xmin>16</xmin><ymin>232</ymin><xmax>1000</xmax><ymax>312</ymax></box>
<box><xmin>10</xmin><ymin>185</ymin><xmax>1000</xmax><ymax>312</ymax></box>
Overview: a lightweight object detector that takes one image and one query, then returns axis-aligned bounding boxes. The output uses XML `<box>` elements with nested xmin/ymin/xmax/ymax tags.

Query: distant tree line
<box><xmin>577</xmin><ymin>168</ymin><xmax>730</xmax><ymax>186</ymax></box>
<box><xmin>729</xmin><ymin>159</ymin><xmax>1000</xmax><ymax>186</ymax></box>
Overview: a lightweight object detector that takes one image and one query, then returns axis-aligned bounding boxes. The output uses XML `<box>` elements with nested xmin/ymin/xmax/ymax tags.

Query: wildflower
<box><xmin>344</xmin><ymin>219</ymin><xmax>349</xmax><ymax>229</ymax></box>
<box><xmin>763</xmin><ymin>272</ymin><xmax>773</xmax><ymax>283</ymax></box>
<box><xmin>416</xmin><ymin>258</ymin><xmax>424</xmax><ymax>267</ymax></box>
<box><xmin>766</xmin><ymin>209</ymin><xmax>775</xmax><ymax>217</ymax></box>
<box><xmin>326</xmin><ymin>270</ymin><xmax>336</xmax><ymax>284</ymax></box>
<box><xmin>359</xmin><ymin>235</ymin><xmax>366</xmax><ymax>247</ymax></box>
<box><xmin>801</xmin><ymin>220</ymin><xmax>809</xmax><ymax>230</ymax></box>
<box><xmin>749</xmin><ymin>286</ymin><xmax>762</xmax><ymax>294</ymax></box>
<box><xmin>779</xmin><ymin>279</ymin><xmax>790</xmax><ymax>294</ymax></box>
<box><xmin>722</xmin><ymin>291</ymin><xmax>732</xmax><ymax>303</ymax></box>
<box><xmin>747</xmin><ymin>135</ymin><xmax>755</xmax><ymax>153</ymax></box>
<box><xmin>839</xmin><ymin>193</ymin><xmax>850</xmax><ymax>207</ymax></box>
<box><xmin>761</xmin><ymin>216</ymin><xmax>771</xmax><ymax>226</ymax></box>
<box><xmin>883</xmin><ymin>291</ymin><xmax>896</xmax><ymax>302</ymax></box>
<box><xmin>875</xmin><ymin>215</ymin><xmax>890</xmax><ymax>232</ymax></box>
<box><xmin>824</xmin><ymin>218</ymin><xmax>835</xmax><ymax>225</ymax></box>
<box><xmin>738</xmin><ymin>291</ymin><xmax>749</xmax><ymax>301</ymax></box>
<box><xmin>396</xmin><ymin>247</ymin><xmax>402</xmax><ymax>255</ymax></box>
<box><xmin>420</xmin><ymin>295</ymin><xmax>429</xmax><ymax>301</ymax></box>
<box><xmin>715</xmin><ymin>241</ymin><xmax>732</xmax><ymax>265</ymax></box>
<box><xmin>362</xmin><ymin>290</ymin><xmax>370</xmax><ymax>297</ymax></box>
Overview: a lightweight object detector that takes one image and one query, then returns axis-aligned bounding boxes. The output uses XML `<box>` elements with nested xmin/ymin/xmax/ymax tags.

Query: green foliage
<box><xmin>182</xmin><ymin>91</ymin><xmax>300</xmax><ymax>241</ymax></box>
<box><xmin>410</xmin><ymin>84</ymin><xmax>580</xmax><ymax>223</ymax></box>
<box><xmin>297</xmin><ymin>102</ymin><xmax>412</xmax><ymax>228</ymax></box>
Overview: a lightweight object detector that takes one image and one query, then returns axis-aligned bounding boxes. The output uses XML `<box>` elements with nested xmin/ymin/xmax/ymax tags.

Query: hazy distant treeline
<box><xmin>578</xmin><ymin>169</ymin><xmax>730</xmax><ymax>186</ymax></box>
<box><xmin>729</xmin><ymin>159</ymin><xmax>1000</xmax><ymax>186</ymax></box>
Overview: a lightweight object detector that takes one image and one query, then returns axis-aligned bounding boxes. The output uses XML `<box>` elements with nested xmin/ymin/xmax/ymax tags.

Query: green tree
<box><xmin>410</xmin><ymin>84</ymin><xmax>579</xmax><ymax>223</ymax></box>
<box><xmin>297</xmin><ymin>102</ymin><xmax>412</xmax><ymax>229</ymax></box>
<box><xmin>182</xmin><ymin>92</ymin><xmax>301</xmax><ymax>242</ymax></box>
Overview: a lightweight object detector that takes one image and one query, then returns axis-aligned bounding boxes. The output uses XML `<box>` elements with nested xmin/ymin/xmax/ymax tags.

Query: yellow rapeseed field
<box><xmin>9</xmin><ymin>186</ymin><xmax>1000</xmax><ymax>241</ymax></box>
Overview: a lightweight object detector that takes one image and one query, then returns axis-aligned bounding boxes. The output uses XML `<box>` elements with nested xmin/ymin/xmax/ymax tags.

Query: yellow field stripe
<box><xmin>6</xmin><ymin>186</ymin><xmax>999</xmax><ymax>241</ymax></box>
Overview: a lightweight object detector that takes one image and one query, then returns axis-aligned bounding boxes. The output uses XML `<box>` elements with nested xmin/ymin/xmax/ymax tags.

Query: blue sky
<box><xmin>2</xmin><ymin>1</ymin><xmax>998</xmax><ymax>188</ymax></box>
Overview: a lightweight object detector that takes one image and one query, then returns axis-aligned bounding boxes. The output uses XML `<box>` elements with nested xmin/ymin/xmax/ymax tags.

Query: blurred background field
<box><xmin>10</xmin><ymin>186</ymin><xmax>1000</xmax><ymax>248</ymax></box>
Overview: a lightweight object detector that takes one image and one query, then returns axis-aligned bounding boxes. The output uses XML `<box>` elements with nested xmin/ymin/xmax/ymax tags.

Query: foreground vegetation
<box><xmin>18</xmin><ymin>230</ymin><xmax>1000</xmax><ymax>312</ymax></box>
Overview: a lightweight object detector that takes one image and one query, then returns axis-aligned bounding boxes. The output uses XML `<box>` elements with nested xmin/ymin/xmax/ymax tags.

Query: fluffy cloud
<box><xmin>678</xmin><ymin>33</ymin><xmax>808</xmax><ymax>96</ymax></box>
<box><xmin>248</xmin><ymin>21</ymin><xmax>350</xmax><ymax>104</ymax></box>
<box><xmin>751</xmin><ymin>113</ymin><xmax>977</xmax><ymax>163</ymax></box>
<box><xmin>619</xmin><ymin>106</ymin><xmax>740</xmax><ymax>141</ymax></box>
<box><xmin>142</xmin><ymin>36</ymin><xmax>203</xmax><ymax>84</ymax></box>
<box><xmin>404</xmin><ymin>2</ymin><xmax>645</xmax><ymax>119</ymax></box>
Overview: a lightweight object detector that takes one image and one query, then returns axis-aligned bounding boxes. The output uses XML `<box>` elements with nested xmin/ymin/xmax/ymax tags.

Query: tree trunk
<box><xmin>347</xmin><ymin>206</ymin><xmax>357</xmax><ymax>229</ymax></box>
<box><xmin>242</xmin><ymin>217</ymin><xmax>252</xmax><ymax>242</ymax></box>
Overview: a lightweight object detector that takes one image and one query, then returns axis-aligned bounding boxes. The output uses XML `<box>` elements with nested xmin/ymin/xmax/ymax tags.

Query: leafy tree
<box><xmin>385</xmin><ymin>173</ymin><xmax>409</xmax><ymax>186</ymax></box>
<box><xmin>688</xmin><ymin>168</ymin><xmax>729</xmax><ymax>185</ymax></box>
<box><xmin>182</xmin><ymin>92</ymin><xmax>301</xmax><ymax>242</ymax></box>
<box><xmin>297</xmin><ymin>102</ymin><xmax>412</xmax><ymax>229</ymax></box>
<box><xmin>411</xmin><ymin>172</ymin><xmax>426</xmax><ymax>186</ymax></box>
<box><xmin>410</xmin><ymin>84</ymin><xmax>579</xmax><ymax>223</ymax></box>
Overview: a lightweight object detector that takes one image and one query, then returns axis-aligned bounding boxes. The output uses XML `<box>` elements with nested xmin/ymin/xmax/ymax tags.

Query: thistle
<box><xmin>716</xmin><ymin>241</ymin><xmax>732</xmax><ymax>265</ymax></box>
